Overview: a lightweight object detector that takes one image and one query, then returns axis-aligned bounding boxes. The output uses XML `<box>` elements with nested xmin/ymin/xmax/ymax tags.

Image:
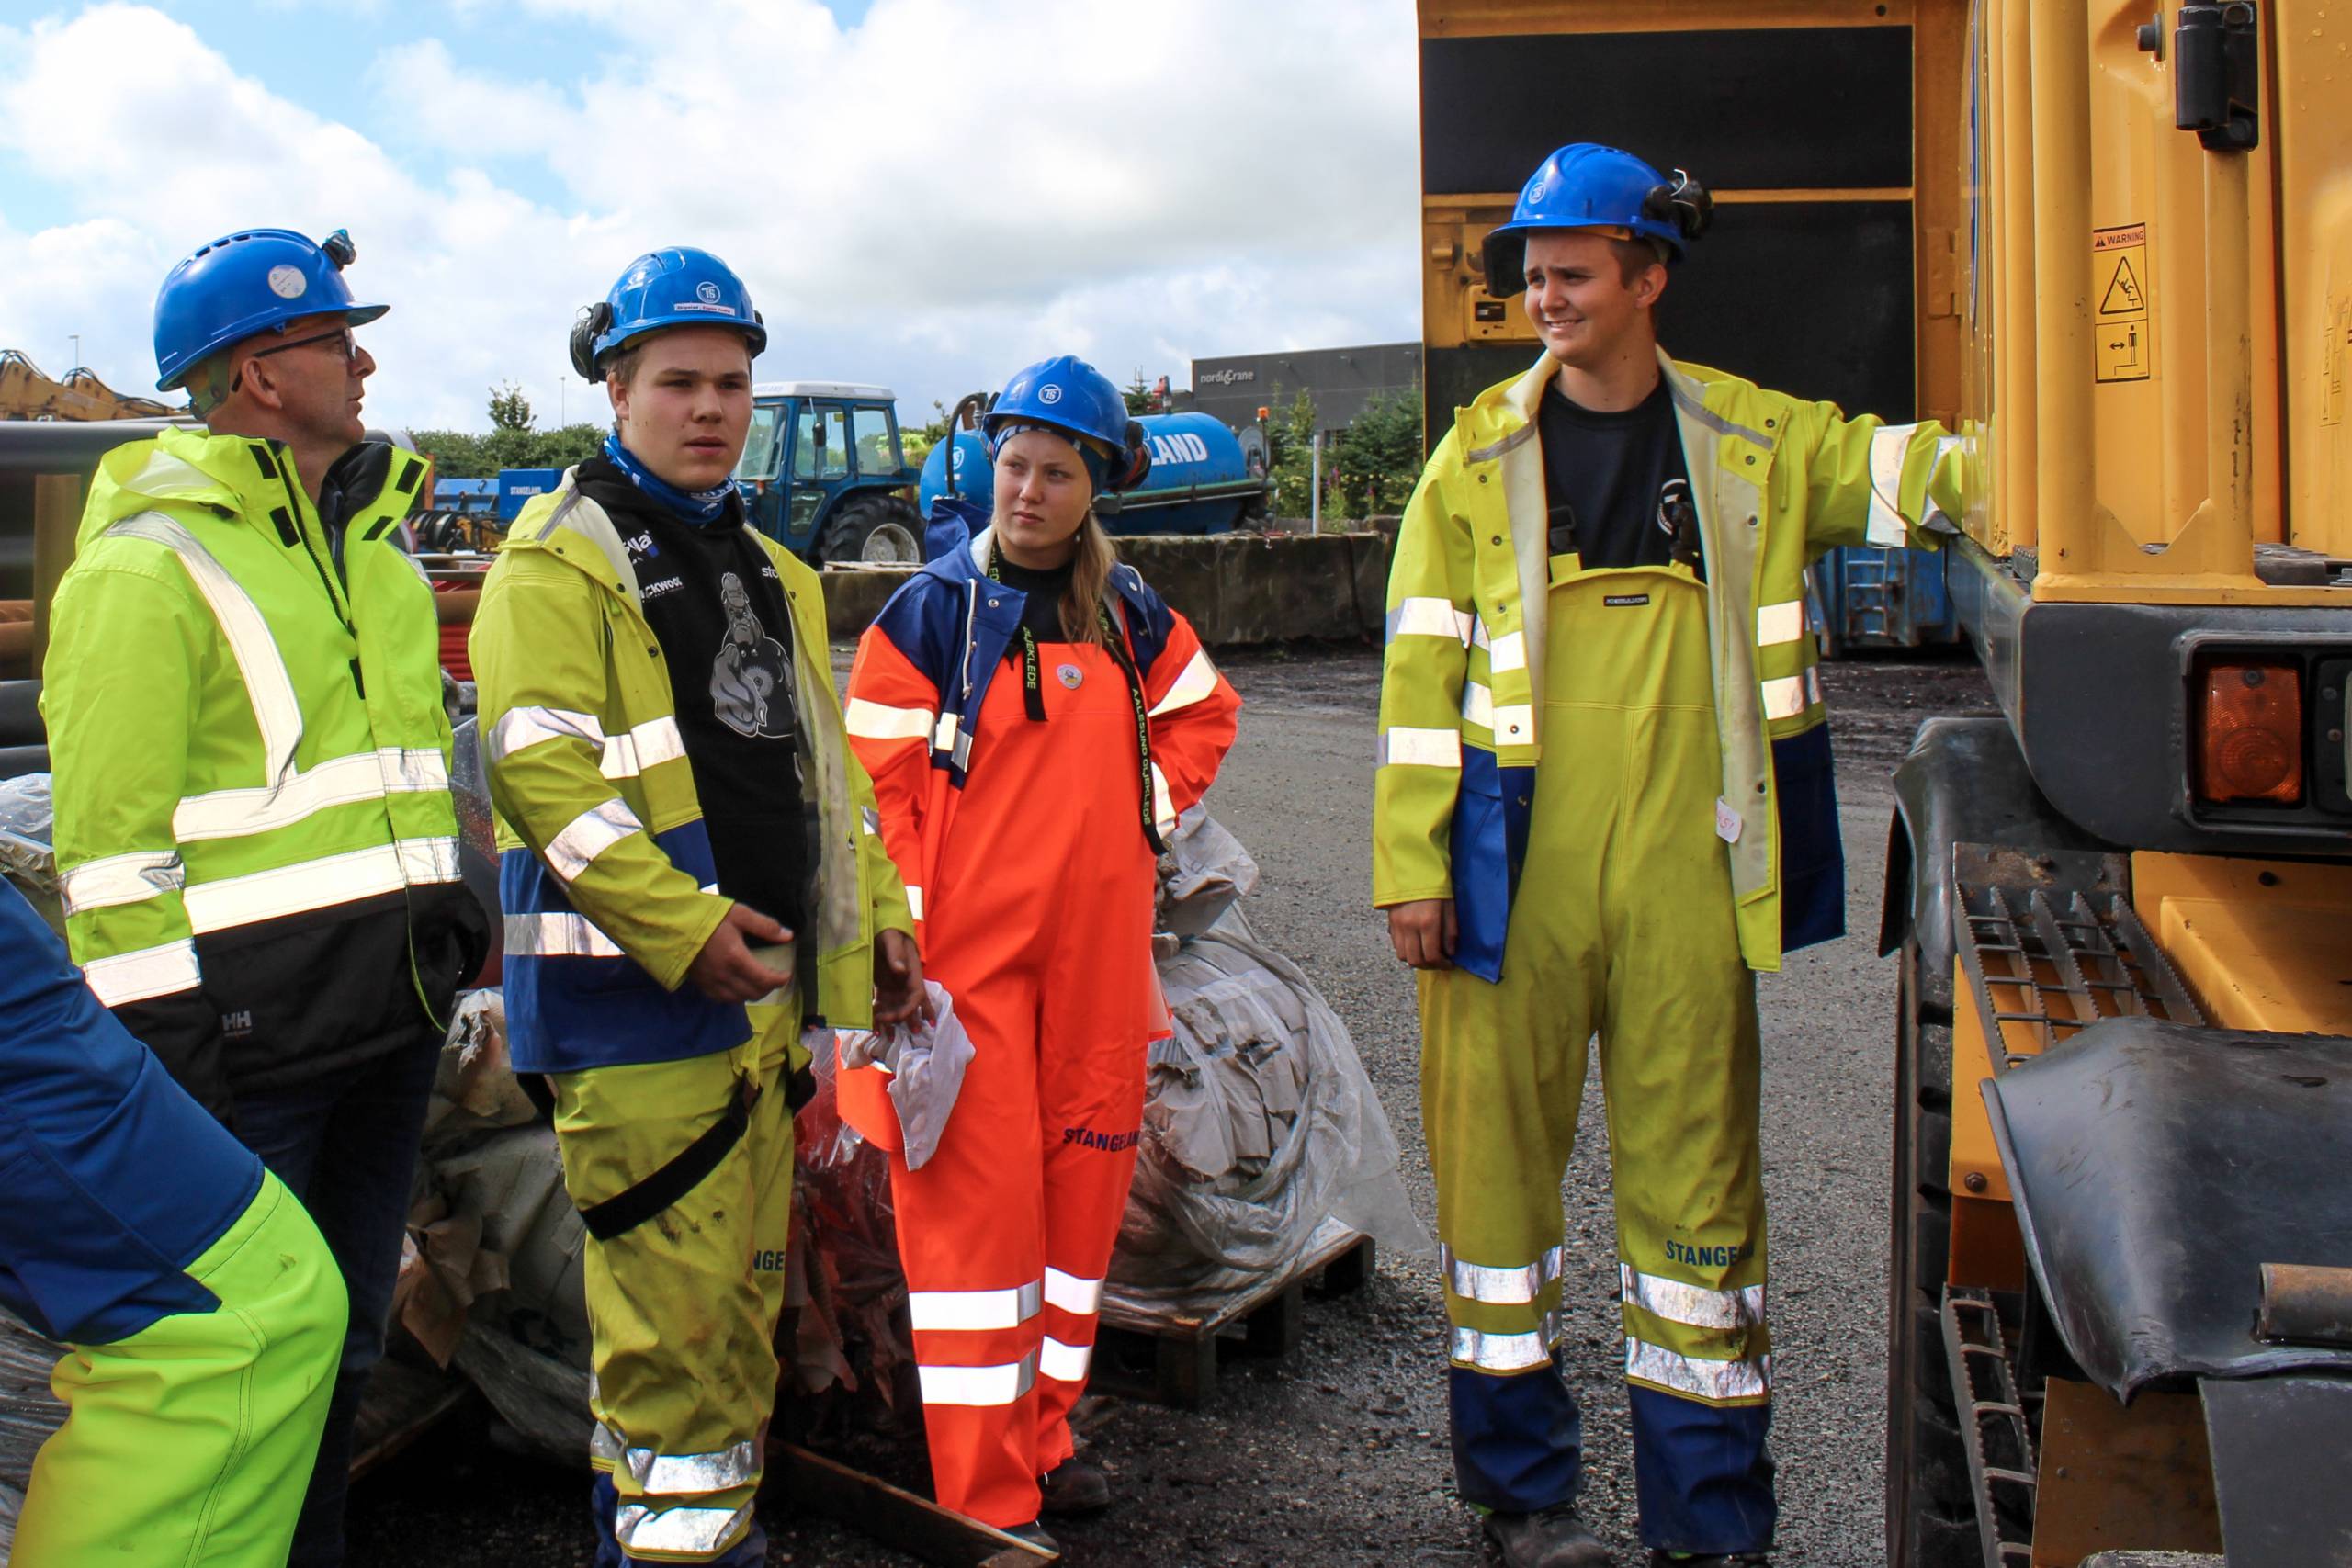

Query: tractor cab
<box><xmin>735</xmin><ymin>382</ymin><xmax>924</xmax><ymax>564</ymax></box>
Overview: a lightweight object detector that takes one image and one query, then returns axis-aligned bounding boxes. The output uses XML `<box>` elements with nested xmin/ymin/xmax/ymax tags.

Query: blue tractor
<box><xmin>734</xmin><ymin>382</ymin><xmax>926</xmax><ymax>564</ymax></box>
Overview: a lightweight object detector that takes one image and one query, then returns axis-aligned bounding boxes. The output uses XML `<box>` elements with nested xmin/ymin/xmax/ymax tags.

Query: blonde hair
<box><xmin>1060</xmin><ymin>513</ymin><xmax>1119</xmax><ymax>644</ymax></box>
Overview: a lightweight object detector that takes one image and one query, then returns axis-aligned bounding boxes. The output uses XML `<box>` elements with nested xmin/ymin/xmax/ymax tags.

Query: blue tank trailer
<box><xmin>1809</xmin><ymin>544</ymin><xmax>1962</xmax><ymax>657</ymax></box>
<box><xmin>919</xmin><ymin>410</ymin><xmax>1272</xmax><ymax>542</ymax></box>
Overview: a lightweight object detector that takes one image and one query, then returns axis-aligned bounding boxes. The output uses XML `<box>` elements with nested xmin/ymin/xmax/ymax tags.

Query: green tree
<box><xmin>488</xmin><ymin>382</ymin><xmax>534</xmax><ymax>433</ymax></box>
<box><xmin>1267</xmin><ymin>388</ymin><xmax>1318</xmax><ymax>520</ymax></box>
<box><xmin>1122</xmin><ymin>373</ymin><xmax>1154</xmax><ymax>416</ymax></box>
<box><xmin>1330</xmin><ymin>389</ymin><xmax>1424</xmax><ymax>520</ymax></box>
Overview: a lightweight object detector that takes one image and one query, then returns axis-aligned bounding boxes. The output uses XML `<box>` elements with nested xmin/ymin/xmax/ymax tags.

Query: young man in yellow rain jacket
<box><xmin>1374</xmin><ymin>145</ymin><xmax>1964</xmax><ymax>1568</ymax></box>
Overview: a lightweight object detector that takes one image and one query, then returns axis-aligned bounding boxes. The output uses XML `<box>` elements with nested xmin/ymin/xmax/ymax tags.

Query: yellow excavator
<box><xmin>1417</xmin><ymin>3</ymin><xmax>2352</xmax><ymax>1564</ymax></box>
<box><xmin>0</xmin><ymin>351</ymin><xmax>180</xmax><ymax>422</ymax></box>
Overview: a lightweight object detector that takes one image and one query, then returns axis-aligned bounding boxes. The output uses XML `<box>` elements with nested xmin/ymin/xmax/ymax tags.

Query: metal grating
<box><xmin>1943</xmin><ymin>1286</ymin><xmax>2038</xmax><ymax>1568</ymax></box>
<box><xmin>1951</xmin><ymin>846</ymin><xmax>2204</xmax><ymax>1072</ymax></box>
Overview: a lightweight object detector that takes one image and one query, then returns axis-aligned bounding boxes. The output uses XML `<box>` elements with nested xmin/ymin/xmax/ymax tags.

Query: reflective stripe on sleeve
<box><xmin>624</xmin><ymin>1439</ymin><xmax>759</xmax><ymax>1495</ymax></box>
<box><xmin>904</xmin><ymin>885</ymin><xmax>925</xmax><ymax>921</ymax></box>
<box><xmin>590</xmin><ymin>1421</ymin><xmax>625</xmax><ymax>1467</ymax></box>
<box><xmin>1489</xmin><ymin>703</ymin><xmax>1533</xmax><ymax>742</ymax></box>
<box><xmin>1620</xmin><ymin>1265</ymin><xmax>1767</xmax><ymax>1330</ymax></box>
<box><xmin>908</xmin><ymin>1280</ymin><xmax>1044</xmax><ymax>1332</ymax></box>
<box><xmin>1460</xmin><ymin>681</ymin><xmax>1492</xmax><ymax>730</ymax></box>
<box><xmin>486</xmin><ymin>706</ymin><xmax>603</xmax><ymax>765</ymax></box>
<box><xmin>1377</xmin><ymin>727</ymin><xmax>1462</xmax><ymax>768</ymax></box>
<box><xmin>1044</xmin><ymin>1266</ymin><xmax>1103</xmax><ymax>1315</ymax></box>
<box><xmin>614</xmin><ymin>1502</ymin><xmax>754</xmax><ymax>1556</ymax></box>
<box><xmin>1756</xmin><ymin>599</ymin><xmax>1807</xmax><ymax>648</ymax></box>
<box><xmin>1148</xmin><ymin>761</ymin><xmax>1177</xmax><ymax>840</ymax></box>
<box><xmin>860</xmin><ymin>806</ymin><xmax>880</xmax><ymax>836</ymax></box>
<box><xmin>846</xmin><ymin>699</ymin><xmax>934</xmax><ymax>742</ymax></box>
<box><xmin>1866</xmin><ymin>423</ymin><xmax>1918</xmax><ymax>547</ymax></box>
<box><xmin>601</xmin><ymin>716</ymin><xmax>686</xmax><ymax>779</ymax></box>
<box><xmin>546</xmin><ymin>799</ymin><xmax>644</xmax><ymax>882</ymax></box>
<box><xmin>916</xmin><ymin>1352</ymin><xmax>1039</xmax><ymax>1407</ymax></box>
<box><xmin>1449</xmin><ymin>1310</ymin><xmax>1563</xmax><ymax>1373</ymax></box>
<box><xmin>1758</xmin><ymin>666</ymin><xmax>1824</xmax><ymax>721</ymax></box>
<box><xmin>1148</xmin><ymin>649</ymin><xmax>1222</xmax><ymax>716</ymax></box>
<box><xmin>173</xmin><ymin>748</ymin><xmax>450</xmax><ymax>843</ymax></box>
<box><xmin>1039</xmin><ymin>1336</ymin><xmax>1093</xmax><ymax>1382</ymax></box>
<box><xmin>108</xmin><ymin>513</ymin><xmax>302</xmax><ymax>783</ymax></box>
<box><xmin>81</xmin><ymin>938</ymin><xmax>202</xmax><ymax>1007</ymax></box>
<box><xmin>1444</xmin><ymin>1244</ymin><xmax>1566</xmax><ymax>1307</ymax></box>
<box><xmin>181</xmin><ymin>838</ymin><xmax>458</xmax><ymax>933</ymax></box>
<box><xmin>1388</xmin><ymin>597</ymin><xmax>1474</xmax><ymax>645</ymax></box>
<box><xmin>60</xmin><ymin>850</ymin><xmax>184</xmax><ymax>917</ymax></box>
<box><xmin>932</xmin><ymin>711</ymin><xmax>963</xmax><ymax>754</ymax></box>
<box><xmin>1623</xmin><ymin>1337</ymin><xmax>1771</xmax><ymax>1401</ymax></box>
<box><xmin>503</xmin><ymin>912</ymin><xmax>625</xmax><ymax>959</ymax></box>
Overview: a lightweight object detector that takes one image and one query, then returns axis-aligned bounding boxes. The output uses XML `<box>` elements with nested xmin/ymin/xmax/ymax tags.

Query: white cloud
<box><xmin>0</xmin><ymin>0</ymin><xmax>1421</xmax><ymax>430</ymax></box>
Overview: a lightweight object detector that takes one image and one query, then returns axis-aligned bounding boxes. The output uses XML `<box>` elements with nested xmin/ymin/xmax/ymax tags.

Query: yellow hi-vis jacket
<box><xmin>43</xmin><ymin>428</ymin><xmax>474</xmax><ymax>1120</ymax></box>
<box><xmin>471</xmin><ymin>473</ymin><xmax>913</xmax><ymax>1075</ymax></box>
<box><xmin>1373</xmin><ymin>349</ymin><xmax>1965</xmax><ymax>979</ymax></box>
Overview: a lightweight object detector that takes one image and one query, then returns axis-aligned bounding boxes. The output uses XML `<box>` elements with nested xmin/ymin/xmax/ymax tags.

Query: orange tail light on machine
<box><xmin>2196</xmin><ymin>658</ymin><xmax>2304</xmax><ymax>805</ymax></box>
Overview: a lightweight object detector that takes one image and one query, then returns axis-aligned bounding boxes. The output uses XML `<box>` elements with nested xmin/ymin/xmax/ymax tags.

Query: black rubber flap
<box><xmin>2200</xmin><ymin>1374</ymin><xmax>2352</xmax><ymax>1567</ymax></box>
<box><xmin>1984</xmin><ymin>1020</ymin><xmax>2352</xmax><ymax>1398</ymax></box>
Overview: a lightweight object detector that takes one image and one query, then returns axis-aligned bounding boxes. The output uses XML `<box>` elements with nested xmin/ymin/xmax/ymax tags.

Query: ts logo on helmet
<box><xmin>695</xmin><ymin>280</ymin><xmax>721</xmax><ymax>304</ymax></box>
<box><xmin>266</xmin><ymin>265</ymin><xmax>307</xmax><ymax>299</ymax></box>
<box><xmin>1039</xmin><ymin>383</ymin><xmax>1063</xmax><ymax>405</ymax></box>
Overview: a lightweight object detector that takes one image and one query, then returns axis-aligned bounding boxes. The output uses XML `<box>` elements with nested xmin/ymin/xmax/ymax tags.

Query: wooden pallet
<box><xmin>771</xmin><ymin>1440</ymin><xmax>1056</xmax><ymax>1566</ymax></box>
<box><xmin>1089</xmin><ymin>1220</ymin><xmax>1374</xmax><ymax>1409</ymax></box>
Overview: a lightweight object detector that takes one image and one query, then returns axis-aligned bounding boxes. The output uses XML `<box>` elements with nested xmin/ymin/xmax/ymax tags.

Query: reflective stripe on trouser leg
<box><xmin>1034</xmin><ymin>914</ymin><xmax>1151</xmax><ymax>1478</ymax></box>
<box><xmin>555</xmin><ymin>998</ymin><xmax>799</xmax><ymax>1562</ymax></box>
<box><xmin>16</xmin><ymin>1174</ymin><xmax>346</xmax><ymax>1568</ymax></box>
<box><xmin>1419</xmin><ymin>929</ymin><xmax>1598</xmax><ymax>1516</ymax></box>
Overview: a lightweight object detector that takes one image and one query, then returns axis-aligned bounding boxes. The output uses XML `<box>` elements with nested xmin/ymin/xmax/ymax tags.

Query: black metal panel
<box><xmin>1985</xmin><ymin>1020</ymin><xmax>2352</xmax><ymax>1397</ymax></box>
<box><xmin>1660</xmin><ymin>199</ymin><xmax>1916</xmax><ymax>422</ymax></box>
<box><xmin>2200</xmin><ymin>1375</ymin><xmax>2352</xmax><ymax>1568</ymax></box>
<box><xmin>1423</xmin><ymin>344</ymin><xmax>1540</xmax><ymax>450</ymax></box>
<box><xmin>1419</xmin><ymin>27</ymin><xmax>1913</xmax><ymax>196</ymax></box>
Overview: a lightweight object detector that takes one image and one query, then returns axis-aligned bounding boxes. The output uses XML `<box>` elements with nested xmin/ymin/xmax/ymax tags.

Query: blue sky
<box><xmin>0</xmin><ymin>0</ymin><xmax>1419</xmax><ymax>431</ymax></box>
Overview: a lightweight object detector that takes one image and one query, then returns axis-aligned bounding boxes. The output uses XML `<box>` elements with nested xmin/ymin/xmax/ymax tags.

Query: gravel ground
<box><xmin>345</xmin><ymin>643</ymin><xmax>1993</xmax><ymax>1568</ymax></box>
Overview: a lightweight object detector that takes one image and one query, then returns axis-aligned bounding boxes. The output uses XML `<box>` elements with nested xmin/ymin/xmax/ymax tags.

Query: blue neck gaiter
<box><xmin>603</xmin><ymin>433</ymin><xmax>737</xmax><ymax>526</ymax></box>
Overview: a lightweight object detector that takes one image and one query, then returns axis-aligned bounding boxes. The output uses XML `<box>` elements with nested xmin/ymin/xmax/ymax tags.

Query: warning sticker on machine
<box><xmin>2093</xmin><ymin>223</ymin><xmax>2152</xmax><ymax>383</ymax></box>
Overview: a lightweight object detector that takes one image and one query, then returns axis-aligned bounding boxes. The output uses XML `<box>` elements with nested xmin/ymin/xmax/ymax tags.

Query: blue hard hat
<box><xmin>571</xmin><ymin>247</ymin><xmax>767</xmax><ymax>382</ymax></box>
<box><xmin>152</xmin><ymin>228</ymin><xmax>386</xmax><ymax>392</ymax></box>
<box><xmin>980</xmin><ymin>355</ymin><xmax>1149</xmax><ymax>493</ymax></box>
<box><xmin>1481</xmin><ymin>144</ymin><xmax>1712</xmax><ymax>298</ymax></box>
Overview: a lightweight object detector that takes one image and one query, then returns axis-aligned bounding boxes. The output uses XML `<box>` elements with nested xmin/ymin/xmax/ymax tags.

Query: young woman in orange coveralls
<box><xmin>841</xmin><ymin>355</ymin><xmax>1240</xmax><ymax>1546</ymax></box>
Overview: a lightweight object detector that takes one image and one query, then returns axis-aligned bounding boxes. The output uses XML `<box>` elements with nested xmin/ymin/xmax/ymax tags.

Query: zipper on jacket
<box><xmin>264</xmin><ymin>449</ymin><xmax>367</xmax><ymax>698</ymax></box>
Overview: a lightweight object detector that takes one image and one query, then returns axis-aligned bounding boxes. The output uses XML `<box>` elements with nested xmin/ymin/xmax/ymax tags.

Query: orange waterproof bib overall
<box><xmin>889</xmin><ymin>639</ymin><xmax>1158</xmax><ymax>1527</ymax></box>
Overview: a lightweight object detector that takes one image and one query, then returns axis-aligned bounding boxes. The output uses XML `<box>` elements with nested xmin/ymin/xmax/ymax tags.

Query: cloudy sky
<box><xmin>0</xmin><ymin>0</ymin><xmax>1420</xmax><ymax>433</ymax></box>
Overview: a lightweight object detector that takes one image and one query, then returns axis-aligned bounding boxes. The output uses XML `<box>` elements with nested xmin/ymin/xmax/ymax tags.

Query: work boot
<box><xmin>1646</xmin><ymin>1553</ymin><xmax>1769</xmax><ymax>1567</ymax></box>
<box><xmin>1483</xmin><ymin>1503</ymin><xmax>1611</xmax><ymax>1568</ymax></box>
<box><xmin>1002</xmin><ymin>1519</ymin><xmax>1061</xmax><ymax>1552</ymax></box>
<box><xmin>1038</xmin><ymin>1456</ymin><xmax>1112</xmax><ymax>1516</ymax></box>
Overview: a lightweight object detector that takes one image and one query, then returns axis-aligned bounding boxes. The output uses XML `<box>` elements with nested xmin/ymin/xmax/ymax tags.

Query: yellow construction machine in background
<box><xmin>0</xmin><ymin>350</ymin><xmax>180</xmax><ymax>422</ymax></box>
<box><xmin>1417</xmin><ymin>3</ymin><xmax>2352</xmax><ymax>1565</ymax></box>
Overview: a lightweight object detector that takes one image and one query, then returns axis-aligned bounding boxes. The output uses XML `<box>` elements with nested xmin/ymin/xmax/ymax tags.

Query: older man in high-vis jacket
<box><xmin>1374</xmin><ymin>145</ymin><xmax>1964</xmax><ymax>1568</ymax></box>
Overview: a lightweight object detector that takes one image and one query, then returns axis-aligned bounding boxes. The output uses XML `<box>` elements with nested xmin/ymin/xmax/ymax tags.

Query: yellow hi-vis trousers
<box><xmin>1420</xmin><ymin>562</ymin><xmax>1776</xmax><ymax>1552</ymax></box>
<box><xmin>16</xmin><ymin>1172</ymin><xmax>345</xmax><ymax>1568</ymax></box>
<box><xmin>554</xmin><ymin>996</ymin><xmax>801</xmax><ymax>1564</ymax></box>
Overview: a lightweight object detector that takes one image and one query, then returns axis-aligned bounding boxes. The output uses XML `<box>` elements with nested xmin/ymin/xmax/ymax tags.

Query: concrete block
<box><xmin>818</xmin><ymin>533</ymin><xmax>1392</xmax><ymax>649</ymax></box>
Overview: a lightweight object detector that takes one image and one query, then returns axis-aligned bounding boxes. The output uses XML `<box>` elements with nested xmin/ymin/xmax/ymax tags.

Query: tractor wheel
<box><xmin>1885</xmin><ymin>938</ymin><xmax>1980</xmax><ymax>1568</ymax></box>
<box><xmin>820</xmin><ymin>493</ymin><xmax>923</xmax><ymax>566</ymax></box>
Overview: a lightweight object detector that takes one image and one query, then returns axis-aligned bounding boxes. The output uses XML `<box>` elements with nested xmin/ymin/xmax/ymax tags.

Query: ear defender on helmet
<box><xmin>570</xmin><ymin>301</ymin><xmax>613</xmax><ymax>383</ymax></box>
<box><xmin>1113</xmin><ymin>419</ymin><xmax>1152</xmax><ymax>492</ymax></box>
<box><xmin>1642</xmin><ymin>169</ymin><xmax>1713</xmax><ymax>244</ymax></box>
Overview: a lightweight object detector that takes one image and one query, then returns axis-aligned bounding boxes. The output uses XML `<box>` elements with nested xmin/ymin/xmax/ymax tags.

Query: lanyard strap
<box><xmin>988</xmin><ymin>543</ymin><xmax>1167</xmax><ymax>853</ymax></box>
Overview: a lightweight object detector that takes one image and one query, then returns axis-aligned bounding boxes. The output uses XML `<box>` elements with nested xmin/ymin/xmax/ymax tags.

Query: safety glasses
<box><xmin>248</xmin><ymin>326</ymin><xmax>360</xmax><ymax>366</ymax></box>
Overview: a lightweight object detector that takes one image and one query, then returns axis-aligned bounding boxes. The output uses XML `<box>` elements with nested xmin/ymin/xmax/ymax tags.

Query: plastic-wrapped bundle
<box><xmin>0</xmin><ymin>773</ymin><xmax>59</xmax><ymax>934</ymax></box>
<box><xmin>1109</xmin><ymin>813</ymin><xmax>1426</xmax><ymax>1314</ymax></box>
